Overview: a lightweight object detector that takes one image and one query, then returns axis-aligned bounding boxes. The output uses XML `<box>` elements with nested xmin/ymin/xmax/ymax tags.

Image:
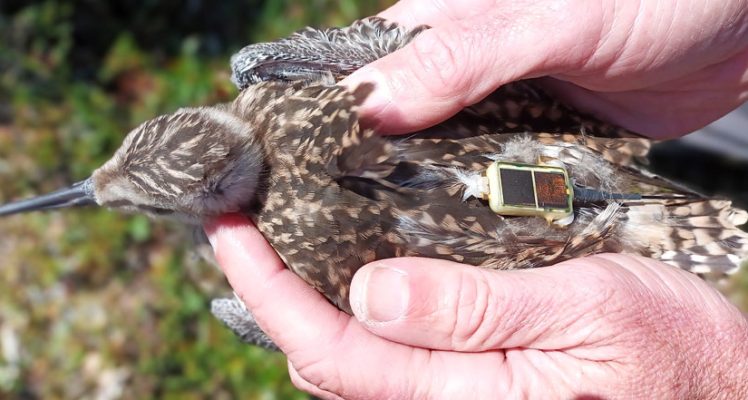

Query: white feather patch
<box><xmin>450</xmin><ymin>168</ymin><xmax>486</xmax><ymax>201</ymax></box>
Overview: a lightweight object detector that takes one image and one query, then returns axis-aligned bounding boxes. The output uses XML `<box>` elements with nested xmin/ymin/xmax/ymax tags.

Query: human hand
<box><xmin>206</xmin><ymin>214</ymin><xmax>748</xmax><ymax>399</ymax></box>
<box><xmin>342</xmin><ymin>0</ymin><xmax>748</xmax><ymax>138</ymax></box>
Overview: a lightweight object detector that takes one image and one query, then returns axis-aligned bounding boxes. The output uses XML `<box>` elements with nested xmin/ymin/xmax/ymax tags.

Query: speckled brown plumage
<box><xmin>224</xmin><ymin>76</ymin><xmax>746</xmax><ymax>312</ymax></box>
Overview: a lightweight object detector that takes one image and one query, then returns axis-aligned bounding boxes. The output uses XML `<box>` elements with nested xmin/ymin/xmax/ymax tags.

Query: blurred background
<box><xmin>0</xmin><ymin>1</ymin><xmax>746</xmax><ymax>399</ymax></box>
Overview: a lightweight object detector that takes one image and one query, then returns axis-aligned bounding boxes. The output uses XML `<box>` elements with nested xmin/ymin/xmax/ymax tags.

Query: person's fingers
<box><xmin>203</xmin><ymin>215</ymin><xmax>432</xmax><ymax>397</ymax></box>
<box><xmin>348</xmin><ymin>254</ymin><xmax>705</xmax><ymax>353</ymax></box>
<box><xmin>343</xmin><ymin>7</ymin><xmax>606</xmax><ymax>133</ymax></box>
<box><xmin>204</xmin><ymin>214</ymin><xmax>348</xmax><ymax>356</ymax></box>
<box><xmin>343</xmin><ymin>16</ymin><xmax>502</xmax><ymax>133</ymax></box>
<box><xmin>204</xmin><ymin>215</ymin><xmax>512</xmax><ymax>398</ymax></box>
<box><xmin>287</xmin><ymin>361</ymin><xmax>343</xmax><ymax>400</ymax></box>
<box><xmin>377</xmin><ymin>0</ymin><xmax>499</xmax><ymax>28</ymax></box>
<box><xmin>540</xmin><ymin>47</ymin><xmax>748</xmax><ymax>138</ymax></box>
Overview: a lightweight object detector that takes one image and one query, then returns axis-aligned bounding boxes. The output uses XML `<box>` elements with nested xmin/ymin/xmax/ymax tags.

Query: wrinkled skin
<box><xmin>344</xmin><ymin>0</ymin><xmax>748</xmax><ymax>138</ymax></box>
<box><xmin>207</xmin><ymin>215</ymin><xmax>748</xmax><ymax>399</ymax></box>
<box><xmin>208</xmin><ymin>0</ymin><xmax>748</xmax><ymax>398</ymax></box>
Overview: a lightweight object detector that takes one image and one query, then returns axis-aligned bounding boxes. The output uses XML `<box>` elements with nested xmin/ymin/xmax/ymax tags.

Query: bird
<box><xmin>1</xmin><ymin>18</ymin><xmax>747</xmax><ymax>350</ymax></box>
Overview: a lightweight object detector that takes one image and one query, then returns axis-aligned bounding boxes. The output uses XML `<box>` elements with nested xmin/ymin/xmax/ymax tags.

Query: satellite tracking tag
<box><xmin>484</xmin><ymin>161</ymin><xmax>573</xmax><ymax>222</ymax></box>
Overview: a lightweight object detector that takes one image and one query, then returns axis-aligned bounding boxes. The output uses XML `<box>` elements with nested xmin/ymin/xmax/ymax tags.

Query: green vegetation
<box><xmin>0</xmin><ymin>1</ymin><xmax>392</xmax><ymax>398</ymax></box>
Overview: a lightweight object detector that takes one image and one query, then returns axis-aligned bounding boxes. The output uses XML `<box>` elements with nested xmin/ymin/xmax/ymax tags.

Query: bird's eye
<box><xmin>140</xmin><ymin>205</ymin><xmax>173</xmax><ymax>215</ymax></box>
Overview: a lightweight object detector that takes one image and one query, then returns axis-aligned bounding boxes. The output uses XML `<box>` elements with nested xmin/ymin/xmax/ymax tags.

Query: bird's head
<box><xmin>0</xmin><ymin>107</ymin><xmax>264</xmax><ymax>224</ymax></box>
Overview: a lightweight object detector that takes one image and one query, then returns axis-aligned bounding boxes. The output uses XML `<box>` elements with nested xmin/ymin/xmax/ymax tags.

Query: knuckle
<box><xmin>288</xmin><ymin>366</ymin><xmax>314</xmax><ymax>392</ymax></box>
<box><xmin>448</xmin><ymin>270</ymin><xmax>501</xmax><ymax>350</ymax></box>
<box><xmin>407</xmin><ymin>26</ymin><xmax>473</xmax><ymax>100</ymax></box>
<box><xmin>291</xmin><ymin>356</ymin><xmax>337</xmax><ymax>394</ymax></box>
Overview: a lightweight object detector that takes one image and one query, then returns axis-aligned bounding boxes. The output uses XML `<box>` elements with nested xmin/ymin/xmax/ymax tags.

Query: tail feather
<box><xmin>660</xmin><ymin>252</ymin><xmax>743</xmax><ymax>275</ymax></box>
<box><xmin>623</xmin><ymin>199</ymin><xmax>748</xmax><ymax>275</ymax></box>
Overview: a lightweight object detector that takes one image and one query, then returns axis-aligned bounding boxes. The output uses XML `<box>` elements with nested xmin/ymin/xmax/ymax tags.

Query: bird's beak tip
<box><xmin>0</xmin><ymin>177</ymin><xmax>97</xmax><ymax>217</ymax></box>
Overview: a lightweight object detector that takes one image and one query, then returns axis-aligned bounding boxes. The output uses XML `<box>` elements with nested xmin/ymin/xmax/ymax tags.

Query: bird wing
<box><xmin>390</xmin><ymin>132</ymin><xmax>748</xmax><ymax>274</ymax></box>
<box><xmin>248</xmin><ymin>81</ymin><xmax>747</xmax><ymax>313</ymax></box>
<box><xmin>230</xmin><ymin>17</ymin><xmax>427</xmax><ymax>88</ymax></box>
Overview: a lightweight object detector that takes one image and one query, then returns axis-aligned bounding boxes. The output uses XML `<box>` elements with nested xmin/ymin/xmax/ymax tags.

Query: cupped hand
<box><xmin>205</xmin><ymin>214</ymin><xmax>748</xmax><ymax>399</ymax></box>
<box><xmin>342</xmin><ymin>0</ymin><xmax>748</xmax><ymax>138</ymax></box>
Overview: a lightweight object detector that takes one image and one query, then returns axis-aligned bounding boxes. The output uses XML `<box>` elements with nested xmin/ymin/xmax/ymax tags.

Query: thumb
<box><xmin>342</xmin><ymin>9</ymin><xmax>605</xmax><ymax>133</ymax></box>
<box><xmin>348</xmin><ymin>254</ymin><xmax>693</xmax><ymax>352</ymax></box>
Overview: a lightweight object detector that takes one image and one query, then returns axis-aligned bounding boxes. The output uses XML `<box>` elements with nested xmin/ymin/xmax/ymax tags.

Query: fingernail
<box><xmin>343</xmin><ymin>67</ymin><xmax>393</xmax><ymax>114</ymax></box>
<box><xmin>358</xmin><ymin>265</ymin><xmax>410</xmax><ymax>323</ymax></box>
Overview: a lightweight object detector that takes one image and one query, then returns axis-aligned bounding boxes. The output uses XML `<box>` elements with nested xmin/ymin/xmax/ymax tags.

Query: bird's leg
<box><xmin>230</xmin><ymin>17</ymin><xmax>427</xmax><ymax>88</ymax></box>
<box><xmin>211</xmin><ymin>295</ymin><xmax>279</xmax><ymax>351</ymax></box>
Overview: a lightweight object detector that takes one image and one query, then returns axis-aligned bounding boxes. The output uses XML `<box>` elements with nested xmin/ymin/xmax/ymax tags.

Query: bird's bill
<box><xmin>0</xmin><ymin>178</ymin><xmax>97</xmax><ymax>216</ymax></box>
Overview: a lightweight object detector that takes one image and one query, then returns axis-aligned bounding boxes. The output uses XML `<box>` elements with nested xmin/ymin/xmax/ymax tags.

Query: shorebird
<box><xmin>1</xmin><ymin>18</ymin><xmax>746</xmax><ymax>349</ymax></box>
